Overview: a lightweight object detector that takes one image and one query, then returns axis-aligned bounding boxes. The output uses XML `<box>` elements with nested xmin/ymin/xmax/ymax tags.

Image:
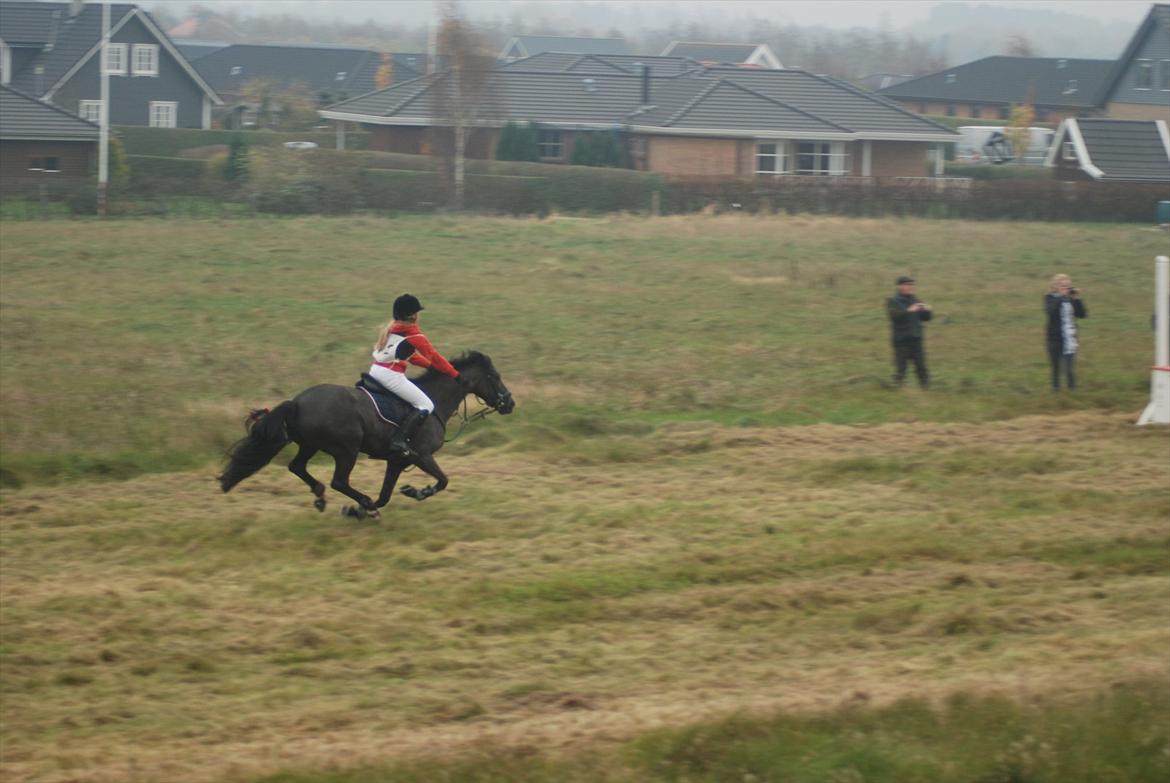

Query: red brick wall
<box><xmin>646</xmin><ymin>136</ymin><xmax>739</xmax><ymax>176</ymax></box>
<box><xmin>0</xmin><ymin>141</ymin><xmax>94</xmax><ymax>195</ymax></box>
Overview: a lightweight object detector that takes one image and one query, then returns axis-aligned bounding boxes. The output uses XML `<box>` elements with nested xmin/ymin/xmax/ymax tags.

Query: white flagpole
<box><xmin>97</xmin><ymin>0</ymin><xmax>110</xmax><ymax>217</ymax></box>
<box><xmin>1138</xmin><ymin>255</ymin><xmax>1170</xmax><ymax>426</ymax></box>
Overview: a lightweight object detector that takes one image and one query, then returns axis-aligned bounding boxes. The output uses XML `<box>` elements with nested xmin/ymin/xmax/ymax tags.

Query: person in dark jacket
<box><xmin>887</xmin><ymin>275</ymin><xmax>932</xmax><ymax>389</ymax></box>
<box><xmin>1044</xmin><ymin>274</ymin><xmax>1087</xmax><ymax>391</ymax></box>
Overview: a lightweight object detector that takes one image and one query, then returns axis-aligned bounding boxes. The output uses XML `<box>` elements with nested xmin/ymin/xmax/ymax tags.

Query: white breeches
<box><xmin>367</xmin><ymin>366</ymin><xmax>434</xmax><ymax>413</ymax></box>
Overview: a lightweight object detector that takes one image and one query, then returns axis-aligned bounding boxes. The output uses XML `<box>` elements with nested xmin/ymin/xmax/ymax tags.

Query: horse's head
<box><xmin>456</xmin><ymin>352</ymin><xmax>515</xmax><ymax>415</ymax></box>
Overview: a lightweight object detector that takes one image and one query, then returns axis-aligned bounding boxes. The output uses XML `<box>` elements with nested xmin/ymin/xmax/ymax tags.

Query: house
<box><xmin>1044</xmin><ymin>118</ymin><xmax>1170</xmax><ymax>182</ymax></box>
<box><xmin>191</xmin><ymin>43</ymin><xmax>428</xmax><ymax>128</ymax></box>
<box><xmin>1097</xmin><ymin>4</ymin><xmax>1170</xmax><ymax>120</ymax></box>
<box><xmin>498</xmin><ymin>35</ymin><xmax>628</xmax><ymax>62</ymax></box>
<box><xmin>0</xmin><ymin>1</ymin><xmax>221</xmax><ymax>128</ymax></box>
<box><xmin>659</xmin><ymin>42</ymin><xmax>781</xmax><ymax>69</ymax></box>
<box><xmin>319</xmin><ymin>65</ymin><xmax>958</xmax><ymax>179</ymax></box>
<box><xmin>877</xmin><ymin>56</ymin><xmax>1114</xmax><ymax>124</ymax></box>
<box><xmin>0</xmin><ymin>82</ymin><xmax>97</xmax><ymax>195</ymax></box>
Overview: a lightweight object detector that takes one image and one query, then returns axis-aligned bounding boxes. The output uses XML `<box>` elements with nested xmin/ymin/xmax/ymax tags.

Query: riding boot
<box><xmin>389</xmin><ymin>409</ymin><xmax>427</xmax><ymax>455</ymax></box>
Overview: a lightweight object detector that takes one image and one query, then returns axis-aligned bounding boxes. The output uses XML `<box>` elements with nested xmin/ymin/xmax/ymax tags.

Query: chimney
<box><xmin>70</xmin><ymin>0</ymin><xmax>85</xmax><ymax>18</ymax></box>
<box><xmin>45</xmin><ymin>10</ymin><xmax>60</xmax><ymax>51</ymax></box>
<box><xmin>641</xmin><ymin>64</ymin><xmax>651</xmax><ymax>104</ymax></box>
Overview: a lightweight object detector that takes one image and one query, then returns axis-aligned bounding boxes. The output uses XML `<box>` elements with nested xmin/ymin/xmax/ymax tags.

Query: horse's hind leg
<box><xmin>328</xmin><ymin>451</ymin><xmax>377</xmax><ymax>514</ymax></box>
<box><xmin>288</xmin><ymin>445</ymin><xmax>327</xmax><ymax>512</ymax></box>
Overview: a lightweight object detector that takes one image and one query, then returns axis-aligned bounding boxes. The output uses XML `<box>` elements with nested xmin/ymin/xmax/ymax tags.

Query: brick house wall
<box><xmin>645</xmin><ymin>136</ymin><xmax>740</xmax><ymax>176</ymax></box>
<box><xmin>867</xmin><ymin>141</ymin><xmax>930</xmax><ymax>177</ymax></box>
<box><xmin>0</xmin><ymin>140</ymin><xmax>94</xmax><ymax>196</ymax></box>
<box><xmin>1105</xmin><ymin>102</ymin><xmax>1170</xmax><ymax>120</ymax></box>
<box><xmin>892</xmin><ymin>99</ymin><xmax>1083</xmax><ymax>126</ymax></box>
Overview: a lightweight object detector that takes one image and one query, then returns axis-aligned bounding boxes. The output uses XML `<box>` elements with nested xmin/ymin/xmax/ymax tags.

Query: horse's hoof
<box><xmin>400</xmin><ymin>485</ymin><xmax>417</xmax><ymax>499</ymax></box>
<box><xmin>340</xmin><ymin>505</ymin><xmax>367</xmax><ymax>520</ymax></box>
<box><xmin>314</xmin><ymin>498</ymin><xmax>326</xmax><ymax>512</ymax></box>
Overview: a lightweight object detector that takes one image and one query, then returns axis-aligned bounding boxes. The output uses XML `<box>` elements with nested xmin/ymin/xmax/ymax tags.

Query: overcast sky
<box><xmin>144</xmin><ymin>0</ymin><xmax>1156</xmax><ymax>30</ymax></box>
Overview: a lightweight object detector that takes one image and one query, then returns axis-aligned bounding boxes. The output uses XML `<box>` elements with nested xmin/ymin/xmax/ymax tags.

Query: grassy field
<box><xmin>1</xmin><ymin>214</ymin><xmax>1168</xmax><ymax>782</ymax></box>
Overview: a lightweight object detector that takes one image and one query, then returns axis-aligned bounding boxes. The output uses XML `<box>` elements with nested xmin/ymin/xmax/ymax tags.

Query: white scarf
<box><xmin>1060</xmin><ymin>299</ymin><xmax>1078</xmax><ymax>355</ymax></box>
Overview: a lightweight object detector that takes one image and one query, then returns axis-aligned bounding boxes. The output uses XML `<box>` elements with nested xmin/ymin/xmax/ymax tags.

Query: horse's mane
<box><xmin>417</xmin><ymin>351</ymin><xmax>490</xmax><ymax>384</ymax></box>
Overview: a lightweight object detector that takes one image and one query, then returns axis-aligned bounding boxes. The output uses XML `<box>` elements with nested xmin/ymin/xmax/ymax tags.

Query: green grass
<box><xmin>248</xmin><ymin>681</ymin><xmax>1170</xmax><ymax>783</ymax></box>
<box><xmin>1</xmin><ymin>214</ymin><xmax>1165</xmax><ymax>486</ymax></box>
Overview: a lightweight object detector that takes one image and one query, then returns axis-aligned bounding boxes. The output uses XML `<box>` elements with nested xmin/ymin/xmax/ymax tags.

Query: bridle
<box><xmin>443</xmin><ymin>374</ymin><xmax>512</xmax><ymax>444</ymax></box>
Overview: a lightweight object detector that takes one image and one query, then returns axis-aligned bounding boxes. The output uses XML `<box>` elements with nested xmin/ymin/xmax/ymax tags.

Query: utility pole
<box><xmin>97</xmin><ymin>0</ymin><xmax>110</xmax><ymax>217</ymax></box>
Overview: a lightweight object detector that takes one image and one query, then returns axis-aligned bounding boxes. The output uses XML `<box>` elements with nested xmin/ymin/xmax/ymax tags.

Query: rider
<box><xmin>369</xmin><ymin>294</ymin><xmax>462</xmax><ymax>455</ymax></box>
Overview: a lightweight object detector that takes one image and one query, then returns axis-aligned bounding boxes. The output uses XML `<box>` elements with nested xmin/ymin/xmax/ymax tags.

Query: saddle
<box><xmin>355</xmin><ymin>374</ymin><xmax>413</xmax><ymax>427</ymax></box>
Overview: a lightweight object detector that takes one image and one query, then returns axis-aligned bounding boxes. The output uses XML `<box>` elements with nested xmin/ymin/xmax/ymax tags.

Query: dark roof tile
<box><xmin>878</xmin><ymin>56</ymin><xmax>1113</xmax><ymax>108</ymax></box>
<box><xmin>0</xmin><ymin>83</ymin><xmax>98</xmax><ymax>139</ymax></box>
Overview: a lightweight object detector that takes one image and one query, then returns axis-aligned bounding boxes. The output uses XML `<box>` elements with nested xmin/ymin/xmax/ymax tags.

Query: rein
<box><xmin>443</xmin><ymin>394</ymin><xmax>497</xmax><ymax>444</ymax></box>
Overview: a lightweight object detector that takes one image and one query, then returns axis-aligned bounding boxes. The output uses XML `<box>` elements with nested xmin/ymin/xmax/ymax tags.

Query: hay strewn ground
<box><xmin>2</xmin><ymin>411</ymin><xmax>1166</xmax><ymax>782</ymax></box>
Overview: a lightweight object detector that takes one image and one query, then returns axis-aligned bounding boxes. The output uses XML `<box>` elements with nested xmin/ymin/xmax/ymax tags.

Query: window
<box><xmin>131</xmin><ymin>44</ymin><xmax>158</xmax><ymax>76</ymax></box>
<box><xmin>794</xmin><ymin>141</ymin><xmax>848</xmax><ymax>176</ymax></box>
<box><xmin>229</xmin><ymin>65</ymin><xmax>243</xmax><ymax>76</ymax></box>
<box><xmin>945</xmin><ymin>103</ymin><xmax>956</xmax><ymax>117</ymax></box>
<box><xmin>28</xmin><ymin>157</ymin><xmax>60</xmax><ymax>172</ymax></box>
<box><xmin>1161</xmin><ymin>60</ymin><xmax>1170</xmax><ymax>91</ymax></box>
<box><xmin>538</xmin><ymin>129</ymin><xmax>562</xmax><ymax>159</ymax></box>
<box><xmin>945</xmin><ymin>73</ymin><xmax>956</xmax><ymax>84</ymax></box>
<box><xmin>969</xmin><ymin>105</ymin><xmax>981</xmax><ymax>118</ymax></box>
<box><xmin>1035</xmin><ymin>108</ymin><xmax>1048</xmax><ymax>122</ymax></box>
<box><xmin>918</xmin><ymin>102</ymin><xmax>927</xmax><ymax>113</ymax></box>
<box><xmin>1135</xmin><ymin>59</ymin><xmax>1153</xmax><ymax>89</ymax></box>
<box><xmin>105</xmin><ymin>43</ymin><xmax>126</xmax><ymax>75</ymax></box>
<box><xmin>998</xmin><ymin>105</ymin><xmax>1011</xmax><ymax>120</ymax></box>
<box><xmin>78</xmin><ymin>99</ymin><xmax>102</xmax><ymax>123</ymax></box>
<box><xmin>1062</xmin><ymin>141</ymin><xmax>1077</xmax><ymax>162</ymax></box>
<box><xmin>1063</xmin><ymin>79</ymin><xmax>1078</xmax><ymax>94</ymax></box>
<box><xmin>335</xmin><ymin>71</ymin><xmax>347</xmax><ymax>81</ymax></box>
<box><xmin>755</xmin><ymin>141</ymin><xmax>790</xmax><ymax>175</ymax></box>
<box><xmin>149</xmin><ymin>101</ymin><xmax>177</xmax><ymax>128</ymax></box>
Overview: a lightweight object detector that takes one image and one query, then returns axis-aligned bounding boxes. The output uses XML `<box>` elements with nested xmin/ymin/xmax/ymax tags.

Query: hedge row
<box><xmin>115</xmin><ymin>127</ymin><xmax>368</xmax><ymax>157</ymax></box>
<box><xmin>659</xmin><ymin>177</ymin><xmax>1168</xmax><ymax>222</ymax></box>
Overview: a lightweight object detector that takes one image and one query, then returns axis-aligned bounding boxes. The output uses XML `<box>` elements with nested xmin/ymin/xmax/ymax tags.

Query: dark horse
<box><xmin>218</xmin><ymin>352</ymin><xmax>514</xmax><ymax>516</ymax></box>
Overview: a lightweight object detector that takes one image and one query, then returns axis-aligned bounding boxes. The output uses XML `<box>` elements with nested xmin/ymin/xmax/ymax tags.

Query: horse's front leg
<box><xmin>400</xmin><ymin>453</ymin><xmax>448</xmax><ymax>502</ymax></box>
<box><xmin>374</xmin><ymin>457</ymin><xmax>409</xmax><ymax>509</ymax></box>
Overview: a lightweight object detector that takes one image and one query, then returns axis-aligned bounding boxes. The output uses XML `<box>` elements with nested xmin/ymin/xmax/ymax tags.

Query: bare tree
<box><xmin>1004</xmin><ymin>34</ymin><xmax>1036</xmax><ymax>57</ymax></box>
<box><xmin>432</xmin><ymin>1</ymin><xmax>498</xmax><ymax>210</ymax></box>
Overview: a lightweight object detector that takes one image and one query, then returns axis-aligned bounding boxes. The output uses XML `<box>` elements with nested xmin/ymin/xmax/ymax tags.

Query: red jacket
<box><xmin>384</xmin><ymin>321</ymin><xmax>459</xmax><ymax>378</ymax></box>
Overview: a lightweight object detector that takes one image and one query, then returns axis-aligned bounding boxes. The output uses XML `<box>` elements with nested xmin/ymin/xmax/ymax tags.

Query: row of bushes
<box><xmin>114</xmin><ymin>126</ymin><xmax>368</xmax><ymax>157</ymax></box>
<box><xmin>9</xmin><ymin>146</ymin><xmax>1166</xmax><ymax>222</ymax></box>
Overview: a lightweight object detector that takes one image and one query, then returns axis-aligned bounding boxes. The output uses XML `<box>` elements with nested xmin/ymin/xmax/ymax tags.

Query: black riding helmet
<box><xmin>393</xmin><ymin>293</ymin><xmax>425</xmax><ymax>320</ymax></box>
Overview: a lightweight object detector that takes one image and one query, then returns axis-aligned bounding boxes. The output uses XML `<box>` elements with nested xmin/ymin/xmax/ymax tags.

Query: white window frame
<box><xmin>1063</xmin><ymin>79</ymin><xmax>1078</xmax><ymax>95</ymax></box>
<box><xmin>149</xmin><ymin>100</ymin><xmax>177</xmax><ymax>128</ymax></box>
<box><xmin>794</xmin><ymin>141</ymin><xmax>849</xmax><ymax>176</ymax></box>
<box><xmin>78</xmin><ymin>99</ymin><xmax>102</xmax><ymax>123</ymax></box>
<box><xmin>1135</xmin><ymin>59</ymin><xmax>1153</xmax><ymax>90</ymax></box>
<box><xmin>131</xmin><ymin>44</ymin><xmax>158</xmax><ymax>77</ymax></box>
<box><xmin>755</xmin><ymin>140</ymin><xmax>790</xmax><ymax>175</ymax></box>
<box><xmin>229</xmin><ymin>65</ymin><xmax>243</xmax><ymax>76</ymax></box>
<box><xmin>1061</xmin><ymin>141</ymin><xmax>1077</xmax><ymax>162</ymax></box>
<box><xmin>106</xmin><ymin>43</ymin><xmax>127</xmax><ymax>76</ymax></box>
<box><xmin>1160</xmin><ymin>60</ymin><xmax>1170</xmax><ymax>92</ymax></box>
<box><xmin>28</xmin><ymin>156</ymin><xmax>60</xmax><ymax>173</ymax></box>
<box><xmin>537</xmin><ymin>129</ymin><xmax>562</xmax><ymax>160</ymax></box>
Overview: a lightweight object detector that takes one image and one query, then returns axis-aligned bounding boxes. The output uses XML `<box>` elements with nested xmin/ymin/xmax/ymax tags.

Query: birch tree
<box><xmin>433</xmin><ymin>1</ymin><xmax>497</xmax><ymax>210</ymax></box>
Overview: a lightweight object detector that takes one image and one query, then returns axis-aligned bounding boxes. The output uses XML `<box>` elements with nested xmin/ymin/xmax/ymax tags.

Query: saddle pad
<box><xmin>356</xmin><ymin>374</ymin><xmax>413</xmax><ymax>426</ymax></box>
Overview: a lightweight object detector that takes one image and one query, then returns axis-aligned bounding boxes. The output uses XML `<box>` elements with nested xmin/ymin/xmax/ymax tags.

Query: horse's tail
<box><xmin>218</xmin><ymin>401</ymin><xmax>295</xmax><ymax>493</ymax></box>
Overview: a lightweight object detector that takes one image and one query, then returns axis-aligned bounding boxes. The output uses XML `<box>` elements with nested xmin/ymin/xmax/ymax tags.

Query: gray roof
<box><xmin>323</xmin><ymin>66</ymin><xmax>958</xmax><ymax>140</ymax></box>
<box><xmin>661</xmin><ymin>42</ymin><xmax>760</xmax><ymax>63</ymax></box>
<box><xmin>174</xmin><ymin>39</ymin><xmax>229</xmax><ymax>61</ymax></box>
<box><xmin>878</xmin><ymin>56</ymin><xmax>1114</xmax><ymax>108</ymax></box>
<box><xmin>1070</xmin><ymin>119</ymin><xmax>1170</xmax><ymax>182</ymax></box>
<box><xmin>504</xmin><ymin>35</ymin><xmax>628</xmax><ymax>58</ymax></box>
<box><xmin>0</xmin><ymin>0</ymin><xmax>68</xmax><ymax>44</ymax></box>
<box><xmin>0</xmin><ymin>83</ymin><xmax>98</xmax><ymax>140</ymax></box>
<box><xmin>193</xmin><ymin>43</ymin><xmax>383</xmax><ymax>95</ymax></box>
<box><xmin>500</xmin><ymin>52</ymin><xmax>701</xmax><ymax>76</ymax></box>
